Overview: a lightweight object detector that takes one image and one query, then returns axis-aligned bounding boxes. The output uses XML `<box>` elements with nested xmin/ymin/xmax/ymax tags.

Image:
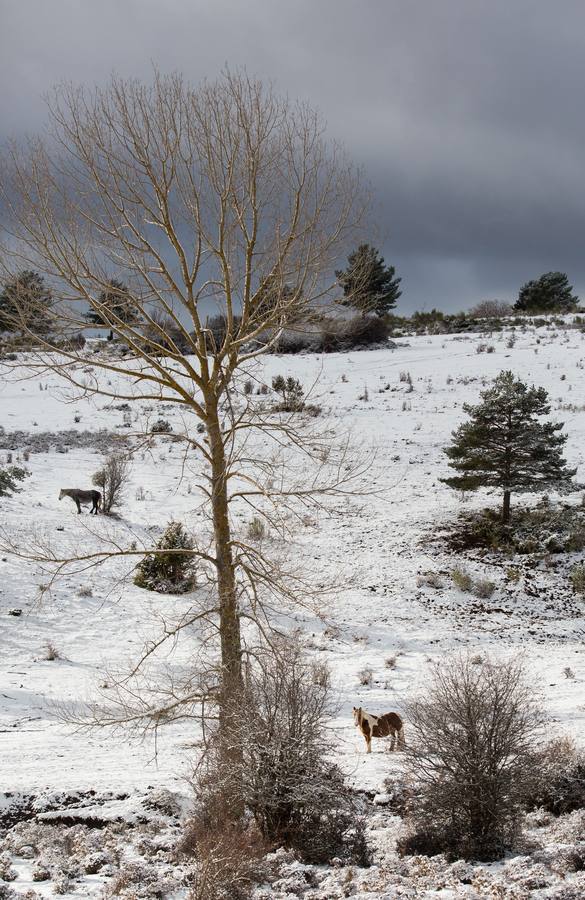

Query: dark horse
<box><xmin>59</xmin><ymin>488</ymin><xmax>101</xmax><ymax>514</ymax></box>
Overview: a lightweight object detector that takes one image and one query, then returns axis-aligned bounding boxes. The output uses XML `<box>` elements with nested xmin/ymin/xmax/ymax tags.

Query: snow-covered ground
<box><xmin>2</xmin><ymin>321</ymin><xmax>585</xmax><ymax>897</ymax></box>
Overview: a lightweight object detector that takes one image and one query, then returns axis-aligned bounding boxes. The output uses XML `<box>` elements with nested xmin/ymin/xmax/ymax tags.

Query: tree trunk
<box><xmin>206</xmin><ymin>396</ymin><xmax>244</xmax><ymax>815</ymax></box>
<box><xmin>502</xmin><ymin>490</ymin><xmax>511</xmax><ymax>524</ymax></box>
<box><xmin>206</xmin><ymin>401</ymin><xmax>243</xmax><ymax>699</ymax></box>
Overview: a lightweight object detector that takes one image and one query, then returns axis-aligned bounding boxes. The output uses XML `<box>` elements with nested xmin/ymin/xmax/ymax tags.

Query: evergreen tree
<box><xmin>514</xmin><ymin>272</ymin><xmax>579</xmax><ymax>314</ymax></box>
<box><xmin>86</xmin><ymin>279</ymin><xmax>138</xmax><ymax>339</ymax></box>
<box><xmin>134</xmin><ymin>521</ymin><xmax>197</xmax><ymax>593</ymax></box>
<box><xmin>441</xmin><ymin>371</ymin><xmax>576</xmax><ymax>523</ymax></box>
<box><xmin>0</xmin><ymin>270</ymin><xmax>52</xmax><ymax>335</ymax></box>
<box><xmin>335</xmin><ymin>244</ymin><xmax>401</xmax><ymax>317</ymax></box>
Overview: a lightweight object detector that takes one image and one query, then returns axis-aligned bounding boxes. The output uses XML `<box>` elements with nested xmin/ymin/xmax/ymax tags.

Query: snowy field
<box><xmin>1</xmin><ymin>321</ymin><xmax>585</xmax><ymax>897</ymax></box>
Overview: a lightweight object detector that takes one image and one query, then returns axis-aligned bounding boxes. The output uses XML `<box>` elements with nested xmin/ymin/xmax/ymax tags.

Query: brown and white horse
<box><xmin>352</xmin><ymin>706</ymin><xmax>405</xmax><ymax>753</ymax></box>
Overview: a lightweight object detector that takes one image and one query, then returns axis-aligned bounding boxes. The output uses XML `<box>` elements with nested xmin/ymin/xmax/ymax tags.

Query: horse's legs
<box><xmin>366</xmin><ymin>735</ymin><xmax>371</xmax><ymax>753</ymax></box>
<box><xmin>390</xmin><ymin>731</ymin><xmax>396</xmax><ymax>751</ymax></box>
<box><xmin>75</xmin><ymin>500</ymin><xmax>81</xmax><ymax>514</ymax></box>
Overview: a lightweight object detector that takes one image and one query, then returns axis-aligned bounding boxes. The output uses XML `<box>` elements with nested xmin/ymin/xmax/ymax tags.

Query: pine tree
<box><xmin>514</xmin><ymin>272</ymin><xmax>579</xmax><ymax>314</ymax></box>
<box><xmin>133</xmin><ymin>521</ymin><xmax>197</xmax><ymax>593</ymax></box>
<box><xmin>0</xmin><ymin>270</ymin><xmax>52</xmax><ymax>335</ymax></box>
<box><xmin>335</xmin><ymin>244</ymin><xmax>401</xmax><ymax>317</ymax></box>
<box><xmin>86</xmin><ymin>279</ymin><xmax>138</xmax><ymax>339</ymax></box>
<box><xmin>441</xmin><ymin>370</ymin><xmax>576</xmax><ymax>523</ymax></box>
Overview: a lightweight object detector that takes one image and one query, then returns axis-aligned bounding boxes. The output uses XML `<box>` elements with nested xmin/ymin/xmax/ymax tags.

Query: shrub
<box><xmin>151</xmin><ymin>418</ymin><xmax>173</xmax><ymax>434</ymax></box>
<box><xmin>246</xmin><ymin>516</ymin><xmax>266</xmax><ymax>541</ymax></box>
<box><xmin>417</xmin><ymin>571</ymin><xmax>443</xmax><ymax>589</ymax></box>
<box><xmin>0</xmin><ymin>465</ymin><xmax>29</xmax><ymax>497</ymax></box>
<box><xmin>43</xmin><ymin>641</ymin><xmax>61</xmax><ymax>661</ymax></box>
<box><xmin>92</xmin><ymin>453</ymin><xmax>131</xmax><ymax>514</ymax></box>
<box><xmin>180</xmin><ymin>820</ymin><xmax>270</xmax><ymax>900</ymax></box>
<box><xmin>358</xmin><ymin>667</ymin><xmax>373</xmax><ymax>686</ymax></box>
<box><xmin>469</xmin><ymin>300</ymin><xmax>514</xmax><ymax>319</ymax></box>
<box><xmin>134</xmin><ymin>521</ymin><xmax>197</xmax><ymax>593</ymax></box>
<box><xmin>526</xmin><ymin>737</ymin><xmax>585</xmax><ymax>816</ymax></box>
<box><xmin>271</xmin><ymin>375</ymin><xmax>305</xmax><ymax>412</ymax></box>
<box><xmin>451</xmin><ymin>567</ymin><xmax>473</xmax><ymax>592</ymax></box>
<box><xmin>472</xmin><ymin>577</ymin><xmax>496</xmax><ymax>599</ymax></box>
<box><xmin>192</xmin><ymin>639</ymin><xmax>369</xmax><ymax>866</ymax></box>
<box><xmin>403</xmin><ymin>655</ymin><xmax>543</xmax><ymax>861</ymax></box>
<box><xmin>571</xmin><ymin>564</ymin><xmax>585</xmax><ymax>593</ymax></box>
<box><xmin>338</xmin><ymin>314</ymin><xmax>390</xmax><ymax>348</ymax></box>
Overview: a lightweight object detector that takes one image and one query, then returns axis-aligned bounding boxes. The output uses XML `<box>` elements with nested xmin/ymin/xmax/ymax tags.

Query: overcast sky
<box><xmin>2</xmin><ymin>0</ymin><xmax>585</xmax><ymax>312</ymax></box>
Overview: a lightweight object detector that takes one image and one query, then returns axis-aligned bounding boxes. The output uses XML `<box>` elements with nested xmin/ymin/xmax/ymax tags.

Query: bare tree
<box><xmin>92</xmin><ymin>452</ymin><xmax>131</xmax><ymax>514</ymax></box>
<box><xmin>401</xmin><ymin>655</ymin><xmax>544</xmax><ymax>861</ymax></box>
<box><xmin>0</xmin><ymin>71</ymin><xmax>369</xmax><ymax>761</ymax></box>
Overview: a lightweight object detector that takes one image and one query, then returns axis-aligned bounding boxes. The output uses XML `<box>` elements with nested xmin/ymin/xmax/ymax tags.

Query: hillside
<box><xmin>1</xmin><ymin>321</ymin><xmax>585</xmax><ymax>897</ymax></box>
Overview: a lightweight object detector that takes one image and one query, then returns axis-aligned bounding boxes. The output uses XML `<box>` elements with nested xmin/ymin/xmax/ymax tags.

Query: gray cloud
<box><xmin>2</xmin><ymin>0</ymin><xmax>585</xmax><ymax>311</ymax></box>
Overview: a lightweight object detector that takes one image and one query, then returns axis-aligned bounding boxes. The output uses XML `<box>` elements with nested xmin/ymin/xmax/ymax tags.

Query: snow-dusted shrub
<box><xmin>527</xmin><ymin>737</ymin><xmax>585</xmax><ymax>816</ymax></box>
<box><xmin>471</xmin><ymin>577</ymin><xmax>496</xmax><ymax>599</ymax></box>
<box><xmin>150</xmin><ymin>418</ymin><xmax>172</xmax><ymax>434</ymax></box>
<box><xmin>0</xmin><ymin>852</ymin><xmax>17</xmax><ymax>882</ymax></box>
<box><xmin>0</xmin><ymin>887</ymin><xmax>17</xmax><ymax>900</ymax></box>
<box><xmin>43</xmin><ymin>641</ymin><xmax>61</xmax><ymax>661</ymax></box>
<box><xmin>246</xmin><ymin>516</ymin><xmax>266</xmax><ymax>541</ymax></box>
<box><xmin>104</xmin><ymin>861</ymin><xmax>181</xmax><ymax>898</ymax></box>
<box><xmin>451</xmin><ymin>567</ymin><xmax>473</xmax><ymax>592</ymax></box>
<box><xmin>416</xmin><ymin>571</ymin><xmax>443</xmax><ymax>589</ymax></box>
<box><xmin>358</xmin><ymin>667</ymin><xmax>373</xmax><ymax>686</ymax></box>
<box><xmin>192</xmin><ymin>638</ymin><xmax>369</xmax><ymax>866</ymax></box>
<box><xmin>180</xmin><ymin>821</ymin><xmax>270</xmax><ymax>900</ymax></box>
<box><xmin>133</xmin><ymin>521</ymin><xmax>197</xmax><ymax>593</ymax></box>
<box><xmin>571</xmin><ymin>564</ymin><xmax>585</xmax><ymax>594</ymax></box>
<box><xmin>92</xmin><ymin>452</ymin><xmax>131</xmax><ymax>515</ymax></box>
<box><xmin>401</xmin><ymin>654</ymin><xmax>543</xmax><ymax>861</ymax></box>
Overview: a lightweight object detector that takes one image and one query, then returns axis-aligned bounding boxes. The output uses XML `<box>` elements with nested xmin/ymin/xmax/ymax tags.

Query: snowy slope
<box><xmin>1</xmin><ymin>321</ymin><xmax>585</xmax><ymax>896</ymax></box>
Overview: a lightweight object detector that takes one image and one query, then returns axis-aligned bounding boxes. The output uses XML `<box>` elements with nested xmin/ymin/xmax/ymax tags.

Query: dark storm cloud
<box><xmin>2</xmin><ymin>0</ymin><xmax>585</xmax><ymax>311</ymax></box>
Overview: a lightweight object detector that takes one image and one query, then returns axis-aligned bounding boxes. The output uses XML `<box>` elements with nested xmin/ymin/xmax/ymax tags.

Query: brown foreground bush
<box><xmin>180</xmin><ymin>819</ymin><xmax>271</xmax><ymax>900</ymax></box>
<box><xmin>526</xmin><ymin>736</ymin><xmax>585</xmax><ymax>816</ymax></box>
<box><xmin>399</xmin><ymin>655</ymin><xmax>544</xmax><ymax>861</ymax></box>
<box><xmin>190</xmin><ymin>639</ymin><xmax>369</xmax><ymax>868</ymax></box>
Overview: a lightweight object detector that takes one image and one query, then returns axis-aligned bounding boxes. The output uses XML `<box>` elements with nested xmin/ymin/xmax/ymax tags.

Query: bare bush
<box><xmin>469</xmin><ymin>300</ymin><xmax>514</xmax><ymax>319</ymax></box>
<box><xmin>358</xmin><ymin>667</ymin><xmax>373</xmax><ymax>686</ymax></box>
<box><xmin>471</xmin><ymin>577</ymin><xmax>496</xmax><ymax>599</ymax></box>
<box><xmin>192</xmin><ymin>638</ymin><xmax>369</xmax><ymax>865</ymax></box>
<box><xmin>246</xmin><ymin>516</ymin><xmax>266</xmax><ymax>541</ymax></box>
<box><xmin>417</xmin><ymin>571</ymin><xmax>443</xmax><ymax>589</ymax></box>
<box><xmin>526</xmin><ymin>736</ymin><xmax>585</xmax><ymax>816</ymax></box>
<box><xmin>401</xmin><ymin>655</ymin><xmax>544</xmax><ymax>861</ymax></box>
<box><xmin>43</xmin><ymin>641</ymin><xmax>61</xmax><ymax>661</ymax></box>
<box><xmin>180</xmin><ymin>820</ymin><xmax>270</xmax><ymax>900</ymax></box>
<box><xmin>92</xmin><ymin>453</ymin><xmax>131</xmax><ymax>515</ymax></box>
